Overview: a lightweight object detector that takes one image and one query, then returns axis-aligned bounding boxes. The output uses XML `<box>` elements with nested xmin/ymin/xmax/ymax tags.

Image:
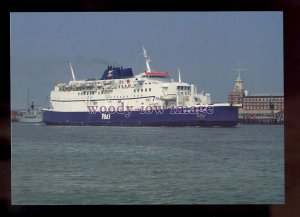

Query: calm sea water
<box><xmin>11</xmin><ymin>123</ymin><xmax>284</xmax><ymax>205</ymax></box>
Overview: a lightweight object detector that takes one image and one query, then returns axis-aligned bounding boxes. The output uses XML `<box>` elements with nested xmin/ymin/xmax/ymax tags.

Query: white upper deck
<box><xmin>48</xmin><ymin>48</ymin><xmax>211</xmax><ymax>112</ymax></box>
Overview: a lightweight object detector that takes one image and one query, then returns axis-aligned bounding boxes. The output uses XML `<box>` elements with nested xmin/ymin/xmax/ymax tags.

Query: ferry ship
<box><xmin>42</xmin><ymin>48</ymin><xmax>238</xmax><ymax>127</ymax></box>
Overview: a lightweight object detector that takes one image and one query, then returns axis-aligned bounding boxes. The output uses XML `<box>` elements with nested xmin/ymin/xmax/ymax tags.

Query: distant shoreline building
<box><xmin>228</xmin><ymin>67</ymin><xmax>245</xmax><ymax>106</ymax></box>
<box><xmin>228</xmin><ymin>67</ymin><xmax>284</xmax><ymax>120</ymax></box>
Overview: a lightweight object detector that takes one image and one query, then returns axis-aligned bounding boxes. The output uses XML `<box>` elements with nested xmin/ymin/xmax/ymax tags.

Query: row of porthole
<box><xmin>134</xmin><ymin>88</ymin><xmax>152</xmax><ymax>93</ymax></box>
<box><xmin>243</xmin><ymin>106</ymin><xmax>283</xmax><ymax>110</ymax></box>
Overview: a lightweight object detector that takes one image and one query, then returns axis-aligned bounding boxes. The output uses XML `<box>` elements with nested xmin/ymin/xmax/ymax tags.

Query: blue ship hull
<box><xmin>43</xmin><ymin>106</ymin><xmax>238</xmax><ymax>127</ymax></box>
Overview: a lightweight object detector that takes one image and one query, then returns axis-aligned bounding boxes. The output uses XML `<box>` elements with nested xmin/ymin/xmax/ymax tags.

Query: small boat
<box><xmin>17</xmin><ymin>101</ymin><xmax>42</xmax><ymax>123</ymax></box>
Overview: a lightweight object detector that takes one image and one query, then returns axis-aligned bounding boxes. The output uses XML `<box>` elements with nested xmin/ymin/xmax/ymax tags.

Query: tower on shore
<box><xmin>228</xmin><ymin>65</ymin><xmax>247</xmax><ymax>106</ymax></box>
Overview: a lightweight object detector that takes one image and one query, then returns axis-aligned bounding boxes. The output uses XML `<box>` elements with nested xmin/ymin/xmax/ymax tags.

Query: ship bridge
<box><xmin>144</xmin><ymin>71</ymin><xmax>170</xmax><ymax>78</ymax></box>
<box><xmin>140</xmin><ymin>71</ymin><xmax>171</xmax><ymax>81</ymax></box>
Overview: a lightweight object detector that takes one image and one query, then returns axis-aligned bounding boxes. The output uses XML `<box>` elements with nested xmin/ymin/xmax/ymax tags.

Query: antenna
<box><xmin>232</xmin><ymin>63</ymin><xmax>247</xmax><ymax>80</ymax></box>
<box><xmin>142</xmin><ymin>46</ymin><xmax>152</xmax><ymax>72</ymax></box>
<box><xmin>178</xmin><ymin>66</ymin><xmax>182</xmax><ymax>83</ymax></box>
<box><xmin>68</xmin><ymin>61</ymin><xmax>76</xmax><ymax>81</ymax></box>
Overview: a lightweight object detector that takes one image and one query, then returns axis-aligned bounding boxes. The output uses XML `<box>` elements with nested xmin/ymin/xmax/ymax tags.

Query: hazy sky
<box><xmin>10</xmin><ymin>12</ymin><xmax>283</xmax><ymax>109</ymax></box>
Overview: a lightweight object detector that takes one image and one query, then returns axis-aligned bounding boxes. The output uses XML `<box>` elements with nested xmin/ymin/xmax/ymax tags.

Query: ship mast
<box><xmin>178</xmin><ymin>66</ymin><xmax>182</xmax><ymax>83</ymax></box>
<box><xmin>68</xmin><ymin>61</ymin><xmax>76</xmax><ymax>81</ymax></box>
<box><xmin>142</xmin><ymin>47</ymin><xmax>152</xmax><ymax>72</ymax></box>
<box><xmin>26</xmin><ymin>89</ymin><xmax>30</xmax><ymax>107</ymax></box>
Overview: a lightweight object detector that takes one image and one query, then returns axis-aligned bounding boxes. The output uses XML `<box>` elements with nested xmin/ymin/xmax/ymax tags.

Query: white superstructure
<box><xmin>47</xmin><ymin>48</ymin><xmax>212</xmax><ymax>112</ymax></box>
